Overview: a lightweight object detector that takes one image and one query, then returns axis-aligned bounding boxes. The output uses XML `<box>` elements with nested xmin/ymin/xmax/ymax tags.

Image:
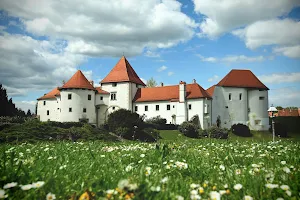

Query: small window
<box><xmin>259</xmin><ymin>96</ymin><xmax>265</xmax><ymax>100</ymax></box>
<box><xmin>135</xmin><ymin>106</ymin><xmax>138</xmax><ymax>112</ymax></box>
<box><xmin>225</xmin><ymin>106</ymin><xmax>228</xmax><ymax>108</ymax></box>
<box><xmin>112</xmin><ymin>83</ymin><xmax>117</xmax><ymax>87</ymax></box>
<box><xmin>239</xmin><ymin>93</ymin><xmax>242</xmax><ymax>100</ymax></box>
<box><xmin>69</xmin><ymin>107</ymin><xmax>72</xmax><ymax>112</ymax></box>
<box><xmin>83</xmin><ymin>108</ymin><xmax>86</xmax><ymax>113</ymax></box>
<box><xmin>229</xmin><ymin>93</ymin><xmax>232</xmax><ymax>101</ymax></box>
<box><xmin>88</xmin><ymin>94</ymin><xmax>91</xmax><ymax>100</ymax></box>
<box><xmin>156</xmin><ymin>105</ymin><xmax>159</xmax><ymax>111</ymax></box>
<box><xmin>173</xmin><ymin>105</ymin><xmax>175</xmax><ymax>108</ymax></box>
<box><xmin>167</xmin><ymin>105</ymin><xmax>170</xmax><ymax>110</ymax></box>
<box><xmin>68</xmin><ymin>94</ymin><xmax>72</xmax><ymax>100</ymax></box>
<box><xmin>111</xmin><ymin>93</ymin><xmax>116</xmax><ymax>100</ymax></box>
<box><xmin>57</xmin><ymin>108</ymin><xmax>59</xmax><ymax>110</ymax></box>
<box><xmin>112</xmin><ymin>107</ymin><xmax>115</xmax><ymax>110</ymax></box>
<box><xmin>145</xmin><ymin>105</ymin><xmax>148</xmax><ymax>111</ymax></box>
<box><xmin>47</xmin><ymin>110</ymin><xmax>49</xmax><ymax>115</ymax></box>
<box><xmin>188</xmin><ymin>104</ymin><xmax>192</xmax><ymax>110</ymax></box>
<box><xmin>43</xmin><ymin>101</ymin><xmax>46</xmax><ymax>106</ymax></box>
<box><xmin>100</xmin><ymin>96</ymin><xmax>103</xmax><ymax>100</ymax></box>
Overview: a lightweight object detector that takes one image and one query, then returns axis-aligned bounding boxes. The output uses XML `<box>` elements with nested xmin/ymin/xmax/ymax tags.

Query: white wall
<box><xmin>37</xmin><ymin>99</ymin><xmax>59</xmax><ymax>122</ymax></box>
<box><xmin>60</xmin><ymin>89</ymin><xmax>96</xmax><ymax>124</ymax></box>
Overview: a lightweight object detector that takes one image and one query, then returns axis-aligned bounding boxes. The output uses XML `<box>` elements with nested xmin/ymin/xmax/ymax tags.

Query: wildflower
<box><xmin>210</xmin><ymin>191</ymin><xmax>221</xmax><ymax>200</ymax></box>
<box><xmin>219</xmin><ymin>190</ymin><xmax>226</xmax><ymax>195</ymax></box>
<box><xmin>0</xmin><ymin>189</ymin><xmax>8</xmax><ymax>199</ymax></box>
<box><xmin>125</xmin><ymin>165</ymin><xmax>133</xmax><ymax>172</ymax></box>
<box><xmin>226</xmin><ymin>189</ymin><xmax>230</xmax><ymax>194</ymax></box>
<box><xmin>118</xmin><ymin>179</ymin><xmax>130</xmax><ymax>190</ymax></box>
<box><xmin>286</xmin><ymin>190</ymin><xmax>291</xmax><ymax>196</ymax></box>
<box><xmin>276</xmin><ymin>198</ymin><xmax>284</xmax><ymax>200</ymax></box>
<box><xmin>150</xmin><ymin>186</ymin><xmax>161</xmax><ymax>192</ymax></box>
<box><xmin>140</xmin><ymin>154</ymin><xmax>145</xmax><ymax>158</ymax></box>
<box><xmin>190</xmin><ymin>183</ymin><xmax>199</xmax><ymax>189</ymax></box>
<box><xmin>145</xmin><ymin>167</ymin><xmax>152</xmax><ymax>176</ymax></box>
<box><xmin>44</xmin><ymin>148</ymin><xmax>49</xmax><ymax>152</ymax></box>
<box><xmin>32</xmin><ymin>181</ymin><xmax>45</xmax><ymax>188</ymax></box>
<box><xmin>59</xmin><ymin>165</ymin><xmax>67</xmax><ymax>170</ymax></box>
<box><xmin>3</xmin><ymin>182</ymin><xmax>18</xmax><ymax>189</ymax></box>
<box><xmin>212</xmin><ymin>185</ymin><xmax>217</xmax><ymax>190</ymax></box>
<box><xmin>219</xmin><ymin>165</ymin><xmax>225</xmax><ymax>171</ymax></box>
<box><xmin>244</xmin><ymin>195</ymin><xmax>253</xmax><ymax>200</ymax></box>
<box><xmin>265</xmin><ymin>183</ymin><xmax>279</xmax><ymax>189</ymax></box>
<box><xmin>100</xmin><ymin>155</ymin><xmax>105</xmax><ymax>158</ymax></box>
<box><xmin>283</xmin><ymin>167</ymin><xmax>291</xmax><ymax>173</ymax></box>
<box><xmin>138</xmin><ymin>160</ymin><xmax>143</xmax><ymax>164</ymax></box>
<box><xmin>160</xmin><ymin>177</ymin><xmax>168</xmax><ymax>184</ymax></box>
<box><xmin>190</xmin><ymin>190</ymin><xmax>198</xmax><ymax>195</ymax></box>
<box><xmin>235</xmin><ymin>169</ymin><xmax>241</xmax><ymax>175</ymax></box>
<box><xmin>176</xmin><ymin>195</ymin><xmax>184</xmax><ymax>200</ymax></box>
<box><xmin>234</xmin><ymin>184</ymin><xmax>242</xmax><ymax>191</ymax></box>
<box><xmin>163</xmin><ymin>161</ymin><xmax>167</xmax><ymax>165</ymax></box>
<box><xmin>21</xmin><ymin>184</ymin><xmax>33</xmax><ymax>190</ymax></box>
<box><xmin>198</xmin><ymin>187</ymin><xmax>204</xmax><ymax>194</ymax></box>
<box><xmin>280</xmin><ymin>185</ymin><xmax>290</xmax><ymax>191</ymax></box>
<box><xmin>281</xmin><ymin>161</ymin><xmax>286</xmax><ymax>165</ymax></box>
<box><xmin>265</xmin><ymin>173</ymin><xmax>274</xmax><ymax>183</ymax></box>
<box><xmin>223</xmin><ymin>184</ymin><xmax>228</xmax><ymax>189</ymax></box>
<box><xmin>46</xmin><ymin>193</ymin><xmax>56</xmax><ymax>200</ymax></box>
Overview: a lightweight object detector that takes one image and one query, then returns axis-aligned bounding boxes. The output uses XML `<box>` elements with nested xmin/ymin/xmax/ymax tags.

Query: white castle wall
<box><xmin>37</xmin><ymin>99</ymin><xmax>59</xmax><ymax>122</ymax></box>
<box><xmin>59</xmin><ymin>89</ymin><xmax>96</xmax><ymax>124</ymax></box>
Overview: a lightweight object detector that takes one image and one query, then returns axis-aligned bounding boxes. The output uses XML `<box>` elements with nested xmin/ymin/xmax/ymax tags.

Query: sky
<box><xmin>0</xmin><ymin>0</ymin><xmax>300</xmax><ymax>113</ymax></box>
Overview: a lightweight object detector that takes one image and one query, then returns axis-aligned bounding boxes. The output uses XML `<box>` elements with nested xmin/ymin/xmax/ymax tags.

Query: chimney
<box><xmin>179</xmin><ymin>81</ymin><xmax>186</xmax><ymax>102</ymax></box>
<box><xmin>160</xmin><ymin>82</ymin><xmax>164</xmax><ymax>87</ymax></box>
<box><xmin>89</xmin><ymin>80</ymin><xmax>94</xmax><ymax>86</ymax></box>
<box><xmin>192</xmin><ymin>79</ymin><xmax>196</xmax><ymax>84</ymax></box>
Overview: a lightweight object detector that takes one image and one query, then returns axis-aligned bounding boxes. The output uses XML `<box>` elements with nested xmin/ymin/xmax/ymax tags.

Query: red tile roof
<box><xmin>37</xmin><ymin>87</ymin><xmax>60</xmax><ymax>100</ymax></box>
<box><xmin>278</xmin><ymin>109</ymin><xmax>299</xmax><ymax>117</ymax></box>
<box><xmin>95</xmin><ymin>87</ymin><xmax>110</xmax><ymax>94</ymax></box>
<box><xmin>101</xmin><ymin>56</ymin><xmax>145</xmax><ymax>86</ymax></box>
<box><xmin>217</xmin><ymin>69</ymin><xmax>269</xmax><ymax>90</ymax></box>
<box><xmin>206</xmin><ymin>85</ymin><xmax>215</xmax><ymax>97</ymax></box>
<box><xmin>61</xmin><ymin>70</ymin><xmax>95</xmax><ymax>90</ymax></box>
<box><xmin>133</xmin><ymin>83</ymin><xmax>211</xmax><ymax>102</ymax></box>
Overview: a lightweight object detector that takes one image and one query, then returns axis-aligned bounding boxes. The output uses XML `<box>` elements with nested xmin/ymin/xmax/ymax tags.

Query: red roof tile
<box><xmin>61</xmin><ymin>70</ymin><xmax>95</xmax><ymax>90</ymax></box>
<box><xmin>95</xmin><ymin>87</ymin><xmax>110</xmax><ymax>94</ymax></box>
<box><xmin>278</xmin><ymin>109</ymin><xmax>299</xmax><ymax>117</ymax></box>
<box><xmin>37</xmin><ymin>87</ymin><xmax>60</xmax><ymax>100</ymax></box>
<box><xmin>133</xmin><ymin>83</ymin><xmax>211</xmax><ymax>102</ymax></box>
<box><xmin>101</xmin><ymin>56</ymin><xmax>145</xmax><ymax>86</ymax></box>
<box><xmin>206</xmin><ymin>85</ymin><xmax>215</xmax><ymax>97</ymax></box>
<box><xmin>217</xmin><ymin>69</ymin><xmax>269</xmax><ymax>90</ymax></box>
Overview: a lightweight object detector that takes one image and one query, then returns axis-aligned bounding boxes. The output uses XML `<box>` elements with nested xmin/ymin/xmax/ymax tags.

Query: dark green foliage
<box><xmin>231</xmin><ymin>123</ymin><xmax>252</xmax><ymax>137</ymax></box>
<box><xmin>189</xmin><ymin>115</ymin><xmax>201</xmax><ymax>129</ymax></box>
<box><xmin>271</xmin><ymin>116</ymin><xmax>300</xmax><ymax>132</ymax></box>
<box><xmin>145</xmin><ymin>116</ymin><xmax>167</xmax><ymax>125</ymax></box>
<box><xmin>115</xmin><ymin>127</ymin><xmax>131</xmax><ymax>137</ymax></box>
<box><xmin>216</xmin><ymin>115</ymin><xmax>221</xmax><ymax>128</ymax></box>
<box><xmin>201</xmin><ymin>126</ymin><xmax>229</xmax><ymax>139</ymax></box>
<box><xmin>178</xmin><ymin>121</ymin><xmax>199</xmax><ymax>138</ymax></box>
<box><xmin>269</xmin><ymin>122</ymin><xmax>288</xmax><ymax>138</ymax></box>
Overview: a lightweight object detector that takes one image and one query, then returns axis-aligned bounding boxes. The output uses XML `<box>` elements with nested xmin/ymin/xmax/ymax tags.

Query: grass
<box><xmin>1</xmin><ymin>136</ymin><xmax>300</xmax><ymax>199</ymax></box>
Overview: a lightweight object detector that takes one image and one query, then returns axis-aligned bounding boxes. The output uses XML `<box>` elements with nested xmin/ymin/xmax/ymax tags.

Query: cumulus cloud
<box><xmin>197</xmin><ymin>54</ymin><xmax>265</xmax><ymax>63</ymax></box>
<box><xmin>269</xmin><ymin>88</ymin><xmax>300</xmax><ymax>107</ymax></box>
<box><xmin>273</xmin><ymin>45</ymin><xmax>300</xmax><ymax>58</ymax></box>
<box><xmin>157</xmin><ymin>65</ymin><xmax>168</xmax><ymax>72</ymax></box>
<box><xmin>144</xmin><ymin>50</ymin><xmax>160</xmax><ymax>58</ymax></box>
<box><xmin>192</xmin><ymin>0</ymin><xmax>300</xmax><ymax>38</ymax></box>
<box><xmin>208</xmin><ymin>75</ymin><xmax>219</xmax><ymax>82</ymax></box>
<box><xmin>14</xmin><ymin>101</ymin><xmax>36</xmax><ymax>113</ymax></box>
<box><xmin>2</xmin><ymin>0</ymin><xmax>196</xmax><ymax>57</ymax></box>
<box><xmin>258</xmin><ymin>72</ymin><xmax>300</xmax><ymax>84</ymax></box>
<box><xmin>168</xmin><ymin>71</ymin><xmax>174</xmax><ymax>76</ymax></box>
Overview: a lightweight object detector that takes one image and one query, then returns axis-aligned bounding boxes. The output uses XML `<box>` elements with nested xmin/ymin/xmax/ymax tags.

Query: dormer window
<box><xmin>112</xmin><ymin>83</ymin><xmax>117</xmax><ymax>87</ymax></box>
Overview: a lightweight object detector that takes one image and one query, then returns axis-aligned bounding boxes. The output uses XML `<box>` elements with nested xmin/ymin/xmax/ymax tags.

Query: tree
<box><xmin>276</xmin><ymin>106</ymin><xmax>283</xmax><ymax>110</ymax></box>
<box><xmin>146</xmin><ymin>77</ymin><xmax>157</xmax><ymax>88</ymax></box>
<box><xmin>26</xmin><ymin>109</ymin><xmax>32</xmax><ymax>117</ymax></box>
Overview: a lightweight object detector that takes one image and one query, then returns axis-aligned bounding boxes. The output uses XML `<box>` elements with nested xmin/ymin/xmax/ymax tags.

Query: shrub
<box><xmin>115</xmin><ymin>127</ymin><xmax>131</xmax><ymax>138</ymax></box>
<box><xmin>137</xmin><ymin>128</ymin><xmax>160</xmax><ymax>142</ymax></box>
<box><xmin>269</xmin><ymin>122</ymin><xmax>288</xmax><ymax>138</ymax></box>
<box><xmin>231</xmin><ymin>123</ymin><xmax>252</xmax><ymax>137</ymax></box>
<box><xmin>178</xmin><ymin>121</ymin><xmax>199</xmax><ymax>138</ymax></box>
<box><xmin>201</xmin><ymin>126</ymin><xmax>228</xmax><ymax>139</ymax></box>
<box><xmin>145</xmin><ymin>116</ymin><xmax>167</xmax><ymax>125</ymax></box>
<box><xmin>189</xmin><ymin>115</ymin><xmax>201</xmax><ymax>129</ymax></box>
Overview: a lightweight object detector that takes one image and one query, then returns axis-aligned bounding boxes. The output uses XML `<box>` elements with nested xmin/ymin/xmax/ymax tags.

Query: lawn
<box><xmin>1</xmin><ymin>136</ymin><xmax>300</xmax><ymax>199</ymax></box>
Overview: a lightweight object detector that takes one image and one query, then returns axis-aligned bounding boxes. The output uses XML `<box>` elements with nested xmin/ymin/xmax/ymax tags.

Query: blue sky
<box><xmin>0</xmin><ymin>0</ymin><xmax>300</xmax><ymax>112</ymax></box>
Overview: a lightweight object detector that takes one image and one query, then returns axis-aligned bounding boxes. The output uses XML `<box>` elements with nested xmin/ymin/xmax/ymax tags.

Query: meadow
<box><xmin>1</xmin><ymin>131</ymin><xmax>300</xmax><ymax>200</ymax></box>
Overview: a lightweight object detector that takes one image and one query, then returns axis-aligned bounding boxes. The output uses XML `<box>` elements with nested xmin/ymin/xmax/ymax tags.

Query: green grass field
<box><xmin>1</xmin><ymin>131</ymin><xmax>300</xmax><ymax>200</ymax></box>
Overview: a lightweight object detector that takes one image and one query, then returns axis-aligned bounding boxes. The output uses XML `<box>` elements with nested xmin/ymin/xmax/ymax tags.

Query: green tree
<box><xmin>146</xmin><ymin>77</ymin><xmax>157</xmax><ymax>87</ymax></box>
<box><xmin>276</xmin><ymin>106</ymin><xmax>283</xmax><ymax>110</ymax></box>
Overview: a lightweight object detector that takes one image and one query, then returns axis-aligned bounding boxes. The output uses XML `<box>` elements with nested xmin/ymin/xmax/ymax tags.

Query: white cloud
<box><xmin>233</xmin><ymin>19</ymin><xmax>300</xmax><ymax>50</ymax></box>
<box><xmin>157</xmin><ymin>65</ymin><xmax>168</xmax><ymax>72</ymax></box>
<box><xmin>273</xmin><ymin>45</ymin><xmax>300</xmax><ymax>58</ymax></box>
<box><xmin>269</xmin><ymin>88</ymin><xmax>300</xmax><ymax>107</ymax></box>
<box><xmin>2</xmin><ymin>0</ymin><xmax>196</xmax><ymax>57</ymax></box>
<box><xmin>208</xmin><ymin>75</ymin><xmax>219</xmax><ymax>82</ymax></box>
<box><xmin>168</xmin><ymin>71</ymin><xmax>174</xmax><ymax>76</ymax></box>
<box><xmin>144</xmin><ymin>50</ymin><xmax>160</xmax><ymax>57</ymax></box>
<box><xmin>197</xmin><ymin>54</ymin><xmax>265</xmax><ymax>63</ymax></box>
<box><xmin>14</xmin><ymin>101</ymin><xmax>36</xmax><ymax>113</ymax></box>
<box><xmin>258</xmin><ymin>72</ymin><xmax>300</xmax><ymax>84</ymax></box>
<box><xmin>192</xmin><ymin>0</ymin><xmax>300</xmax><ymax>38</ymax></box>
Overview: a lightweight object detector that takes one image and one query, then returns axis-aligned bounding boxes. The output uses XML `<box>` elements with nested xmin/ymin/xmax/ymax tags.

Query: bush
<box><xmin>115</xmin><ymin>127</ymin><xmax>131</xmax><ymax>138</ymax></box>
<box><xmin>178</xmin><ymin>121</ymin><xmax>199</xmax><ymax>138</ymax></box>
<box><xmin>137</xmin><ymin>128</ymin><xmax>160</xmax><ymax>142</ymax></box>
<box><xmin>145</xmin><ymin>116</ymin><xmax>167</xmax><ymax>125</ymax></box>
<box><xmin>231</xmin><ymin>123</ymin><xmax>252</xmax><ymax>137</ymax></box>
<box><xmin>201</xmin><ymin>126</ymin><xmax>228</xmax><ymax>139</ymax></box>
<box><xmin>189</xmin><ymin>115</ymin><xmax>201</xmax><ymax>129</ymax></box>
<box><xmin>269</xmin><ymin>122</ymin><xmax>288</xmax><ymax>138</ymax></box>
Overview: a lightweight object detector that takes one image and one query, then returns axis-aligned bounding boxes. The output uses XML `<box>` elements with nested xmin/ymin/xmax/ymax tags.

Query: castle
<box><xmin>37</xmin><ymin>56</ymin><xmax>269</xmax><ymax>130</ymax></box>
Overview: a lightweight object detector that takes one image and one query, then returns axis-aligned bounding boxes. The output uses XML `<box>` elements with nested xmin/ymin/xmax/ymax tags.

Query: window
<box><xmin>88</xmin><ymin>94</ymin><xmax>91</xmax><ymax>100</ymax></box>
<box><xmin>57</xmin><ymin>108</ymin><xmax>59</xmax><ymax>110</ymax></box>
<box><xmin>112</xmin><ymin>107</ymin><xmax>115</xmax><ymax>110</ymax></box>
<box><xmin>229</xmin><ymin>93</ymin><xmax>232</xmax><ymax>100</ymax></box>
<box><xmin>239</xmin><ymin>93</ymin><xmax>242</xmax><ymax>100</ymax></box>
<box><xmin>173</xmin><ymin>105</ymin><xmax>175</xmax><ymax>108</ymax></box>
<box><xmin>111</xmin><ymin>93</ymin><xmax>116</xmax><ymax>100</ymax></box>
<box><xmin>68</xmin><ymin>94</ymin><xmax>72</xmax><ymax>100</ymax></box>
<box><xmin>100</xmin><ymin>96</ymin><xmax>103</xmax><ymax>100</ymax></box>
<box><xmin>43</xmin><ymin>101</ymin><xmax>46</xmax><ymax>106</ymax></box>
<box><xmin>259</xmin><ymin>96</ymin><xmax>265</xmax><ymax>100</ymax></box>
<box><xmin>145</xmin><ymin>105</ymin><xmax>148</xmax><ymax>111</ymax></box>
<box><xmin>156</xmin><ymin>105</ymin><xmax>159</xmax><ymax>111</ymax></box>
<box><xmin>135</xmin><ymin>106</ymin><xmax>138</xmax><ymax>112</ymax></box>
<box><xmin>112</xmin><ymin>83</ymin><xmax>117</xmax><ymax>87</ymax></box>
<box><xmin>47</xmin><ymin>110</ymin><xmax>49</xmax><ymax>115</ymax></box>
<box><xmin>83</xmin><ymin>108</ymin><xmax>86</xmax><ymax>113</ymax></box>
<box><xmin>167</xmin><ymin>104</ymin><xmax>170</xmax><ymax>110</ymax></box>
<box><xmin>189</xmin><ymin>104</ymin><xmax>192</xmax><ymax>110</ymax></box>
<box><xmin>69</xmin><ymin>107</ymin><xmax>72</xmax><ymax>112</ymax></box>
<box><xmin>225</xmin><ymin>106</ymin><xmax>228</xmax><ymax>108</ymax></box>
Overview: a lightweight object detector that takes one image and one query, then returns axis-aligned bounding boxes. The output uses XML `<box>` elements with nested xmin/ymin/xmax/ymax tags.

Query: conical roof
<box><xmin>61</xmin><ymin>70</ymin><xmax>95</xmax><ymax>90</ymax></box>
<box><xmin>101</xmin><ymin>56</ymin><xmax>145</xmax><ymax>86</ymax></box>
<box><xmin>217</xmin><ymin>69</ymin><xmax>269</xmax><ymax>90</ymax></box>
<box><xmin>37</xmin><ymin>87</ymin><xmax>60</xmax><ymax>100</ymax></box>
